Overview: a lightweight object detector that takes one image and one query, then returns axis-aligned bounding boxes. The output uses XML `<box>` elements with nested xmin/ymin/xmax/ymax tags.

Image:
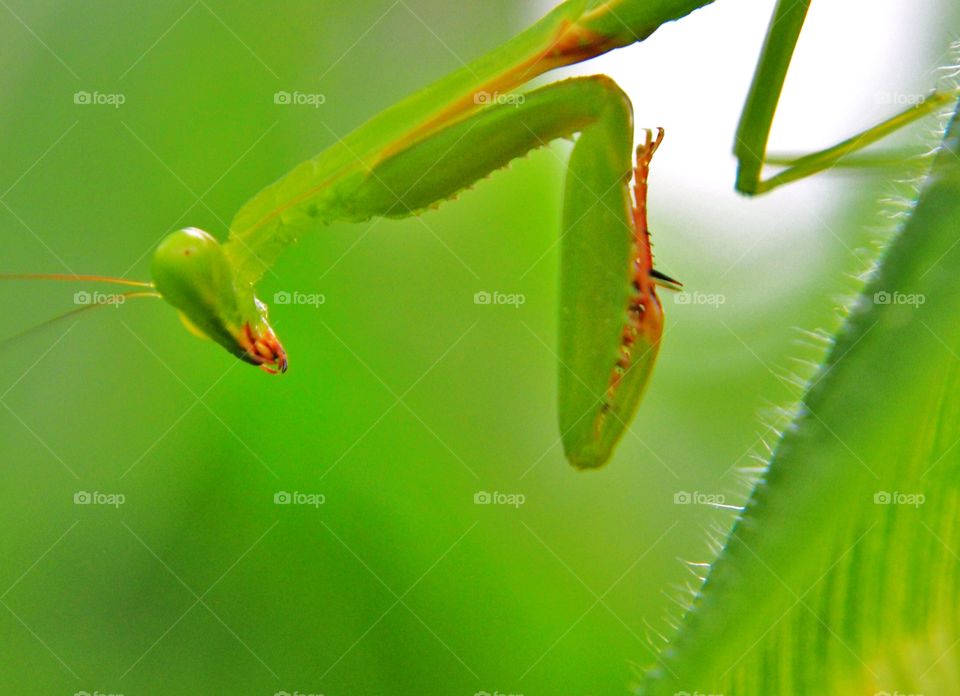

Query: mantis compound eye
<box><xmin>151</xmin><ymin>227</ymin><xmax>287</xmax><ymax>374</ymax></box>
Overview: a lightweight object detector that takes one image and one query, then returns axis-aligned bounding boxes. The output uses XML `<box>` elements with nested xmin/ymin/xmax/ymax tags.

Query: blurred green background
<box><xmin>0</xmin><ymin>1</ymin><xmax>955</xmax><ymax>694</ymax></box>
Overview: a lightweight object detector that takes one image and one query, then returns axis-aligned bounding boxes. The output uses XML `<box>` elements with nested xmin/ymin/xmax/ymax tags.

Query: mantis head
<box><xmin>151</xmin><ymin>228</ymin><xmax>288</xmax><ymax>374</ymax></box>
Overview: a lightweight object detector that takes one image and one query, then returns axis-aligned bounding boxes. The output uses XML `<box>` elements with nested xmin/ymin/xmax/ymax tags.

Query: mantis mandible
<box><xmin>4</xmin><ymin>0</ymin><xmax>956</xmax><ymax>468</ymax></box>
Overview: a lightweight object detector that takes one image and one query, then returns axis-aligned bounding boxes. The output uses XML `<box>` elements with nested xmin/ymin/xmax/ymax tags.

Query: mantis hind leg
<box><xmin>735</xmin><ymin>0</ymin><xmax>958</xmax><ymax>195</ymax></box>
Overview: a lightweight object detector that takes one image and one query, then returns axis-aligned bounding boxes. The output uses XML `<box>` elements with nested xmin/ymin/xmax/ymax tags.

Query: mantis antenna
<box><xmin>0</xmin><ymin>283</ymin><xmax>161</xmax><ymax>349</ymax></box>
<box><xmin>0</xmin><ymin>273</ymin><xmax>154</xmax><ymax>288</ymax></box>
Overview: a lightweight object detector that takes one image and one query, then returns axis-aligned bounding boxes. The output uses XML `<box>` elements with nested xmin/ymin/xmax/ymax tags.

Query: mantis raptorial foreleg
<box><xmin>170</xmin><ymin>75</ymin><xmax>663</xmax><ymax>467</ymax></box>
<box><xmin>331</xmin><ymin>75</ymin><xmax>667</xmax><ymax>466</ymax></box>
<box><xmin>734</xmin><ymin>0</ymin><xmax>958</xmax><ymax>195</ymax></box>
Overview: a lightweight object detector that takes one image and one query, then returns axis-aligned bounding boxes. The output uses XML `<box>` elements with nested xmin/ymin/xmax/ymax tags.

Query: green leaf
<box><xmin>639</xmin><ymin>102</ymin><xmax>960</xmax><ymax>695</ymax></box>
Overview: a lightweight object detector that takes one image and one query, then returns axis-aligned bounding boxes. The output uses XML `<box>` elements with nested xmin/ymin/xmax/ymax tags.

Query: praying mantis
<box><xmin>4</xmin><ymin>0</ymin><xmax>957</xmax><ymax>468</ymax></box>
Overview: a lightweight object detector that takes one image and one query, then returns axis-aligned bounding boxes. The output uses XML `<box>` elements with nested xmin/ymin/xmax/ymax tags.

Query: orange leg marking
<box><xmin>594</xmin><ymin>128</ymin><xmax>666</xmax><ymax>434</ymax></box>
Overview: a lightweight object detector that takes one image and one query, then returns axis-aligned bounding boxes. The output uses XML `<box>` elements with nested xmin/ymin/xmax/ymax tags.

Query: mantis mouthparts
<box><xmin>238</xmin><ymin>322</ymin><xmax>288</xmax><ymax>375</ymax></box>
